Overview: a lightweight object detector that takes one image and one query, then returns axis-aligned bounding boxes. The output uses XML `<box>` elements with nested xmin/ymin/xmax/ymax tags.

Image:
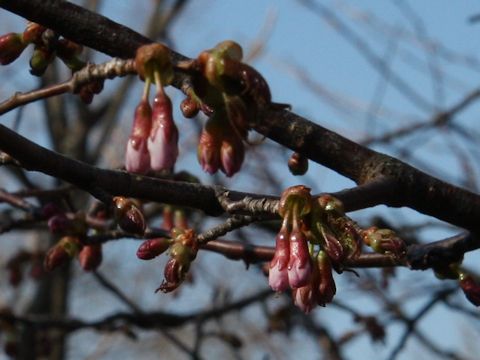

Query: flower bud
<box><xmin>459</xmin><ymin>273</ymin><xmax>480</xmax><ymax>307</ymax></box>
<box><xmin>148</xmin><ymin>90</ymin><xmax>179</xmax><ymax>171</ymax></box>
<box><xmin>78</xmin><ymin>244</ymin><xmax>103</xmax><ymax>271</ymax></box>
<box><xmin>29</xmin><ymin>45</ymin><xmax>54</xmax><ymax>76</ymax></box>
<box><xmin>22</xmin><ymin>23</ymin><xmax>45</xmax><ymax>44</ymax></box>
<box><xmin>198</xmin><ymin>117</ymin><xmax>221</xmax><ymax>174</ymax></box>
<box><xmin>0</xmin><ymin>33</ymin><xmax>27</xmax><ymax>65</ymax></box>
<box><xmin>293</xmin><ymin>284</ymin><xmax>316</xmax><ymax>314</ymax></box>
<box><xmin>287</xmin><ymin>227</ymin><xmax>312</xmax><ymax>288</ymax></box>
<box><xmin>288</xmin><ymin>152</ymin><xmax>308</xmax><ymax>176</ymax></box>
<box><xmin>56</xmin><ymin>38</ymin><xmax>84</xmax><ymax>70</ymax></box>
<box><xmin>125</xmin><ymin>99</ymin><xmax>152</xmax><ymax>174</ymax></box>
<box><xmin>268</xmin><ymin>226</ymin><xmax>290</xmax><ymax>292</ymax></box>
<box><xmin>113</xmin><ymin>197</ymin><xmax>146</xmax><ymax>235</ymax></box>
<box><xmin>278</xmin><ymin>185</ymin><xmax>312</xmax><ymax>219</ymax></box>
<box><xmin>44</xmin><ymin>236</ymin><xmax>80</xmax><ymax>272</ymax></box>
<box><xmin>316</xmin><ymin>251</ymin><xmax>336</xmax><ymax>306</ymax></box>
<box><xmin>136</xmin><ymin>238</ymin><xmax>170</xmax><ymax>260</ymax></box>
<box><xmin>157</xmin><ymin>257</ymin><xmax>186</xmax><ymax>293</ymax></box>
<box><xmin>220</xmin><ymin>134</ymin><xmax>244</xmax><ymax>177</ymax></box>
<box><xmin>180</xmin><ymin>96</ymin><xmax>200</xmax><ymax>118</ymax></box>
<box><xmin>363</xmin><ymin>227</ymin><xmax>405</xmax><ymax>257</ymax></box>
<box><xmin>173</xmin><ymin>209</ymin><xmax>188</xmax><ymax>230</ymax></box>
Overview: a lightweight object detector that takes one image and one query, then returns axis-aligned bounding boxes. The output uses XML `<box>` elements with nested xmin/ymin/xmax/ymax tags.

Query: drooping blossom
<box><xmin>148</xmin><ymin>89</ymin><xmax>179</xmax><ymax>171</ymax></box>
<box><xmin>125</xmin><ymin>99</ymin><xmax>152</xmax><ymax>174</ymax></box>
<box><xmin>268</xmin><ymin>225</ymin><xmax>290</xmax><ymax>292</ymax></box>
<box><xmin>287</xmin><ymin>226</ymin><xmax>311</xmax><ymax>288</ymax></box>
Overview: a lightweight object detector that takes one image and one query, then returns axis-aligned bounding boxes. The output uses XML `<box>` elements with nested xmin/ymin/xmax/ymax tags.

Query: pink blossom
<box><xmin>287</xmin><ymin>227</ymin><xmax>311</xmax><ymax>288</ymax></box>
<box><xmin>268</xmin><ymin>228</ymin><xmax>290</xmax><ymax>292</ymax></box>
<box><xmin>293</xmin><ymin>285</ymin><xmax>316</xmax><ymax>314</ymax></box>
<box><xmin>148</xmin><ymin>90</ymin><xmax>179</xmax><ymax>171</ymax></box>
<box><xmin>125</xmin><ymin>99</ymin><xmax>151</xmax><ymax>174</ymax></box>
<box><xmin>220</xmin><ymin>135</ymin><xmax>244</xmax><ymax>177</ymax></box>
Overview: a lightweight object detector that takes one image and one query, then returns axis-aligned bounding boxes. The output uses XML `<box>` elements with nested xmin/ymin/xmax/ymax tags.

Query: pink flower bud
<box><xmin>148</xmin><ymin>90</ymin><xmax>179</xmax><ymax>171</ymax></box>
<box><xmin>136</xmin><ymin>238</ymin><xmax>170</xmax><ymax>260</ymax></box>
<box><xmin>78</xmin><ymin>244</ymin><xmax>103</xmax><ymax>271</ymax></box>
<box><xmin>293</xmin><ymin>285</ymin><xmax>316</xmax><ymax>314</ymax></box>
<box><xmin>460</xmin><ymin>274</ymin><xmax>480</xmax><ymax>307</ymax></box>
<box><xmin>125</xmin><ymin>99</ymin><xmax>152</xmax><ymax>174</ymax></box>
<box><xmin>220</xmin><ymin>134</ymin><xmax>244</xmax><ymax>177</ymax></box>
<box><xmin>287</xmin><ymin>227</ymin><xmax>311</xmax><ymax>288</ymax></box>
<box><xmin>268</xmin><ymin>227</ymin><xmax>290</xmax><ymax>292</ymax></box>
<box><xmin>0</xmin><ymin>33</ymin><xmax>26</xmax><ymax>65</ymax></box>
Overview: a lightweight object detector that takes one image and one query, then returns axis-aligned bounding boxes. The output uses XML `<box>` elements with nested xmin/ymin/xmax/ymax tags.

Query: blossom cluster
<box><xmin>269</xmin><ymin>186</ymin><xmax>406</xmax><ymax>313</ymax></box>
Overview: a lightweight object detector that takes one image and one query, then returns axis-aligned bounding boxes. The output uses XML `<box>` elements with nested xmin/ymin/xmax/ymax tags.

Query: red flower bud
<box><xmin>125</xmin><ymin>99</ymin><xmax>152</xmax><ymax>174</ymax></box>
<box><xmin>44</xmin><ymin>244</ymin><xmax>69</xmax><ymax>272</ymax></box>
<box><xmin>0</xmin><ymin>33</ymin><xmax>27</xmax><ymax>65</ymax></box>
<box><xmin>114</xmin><ymin>197</ymin><xmax>146</xmax><ymax>235</ymax></box>
<box><xmin>78</xmin><ymin>244</ymin><xmax>103</xmax><ymax>271</ymax></box>
<box><xmin>22</xmin><ymin>23</ymin><xmax>45</xmax><ymax>44</ymax></box>
<box><xmin>157</xmin><ymin>257</ymin><xmax>187</xmax><ymax>293</ymax></box>
<box><xmin>136</xmin><ymin>238</ymin><xmax>170</xmax><ymax>260</ymax></box>
<box><xmin>180</xmin><ymin>96</ymin><xmax>199</xmax><ymax>118</ymax></box>
<box><xmin>148</xmin><ymin>90</ymin><xmax>179</xmax><ymax>171</ymax></box>
<box><xmin>288</xmin><ymin>152</ymin><xmax>308</xmax><ymax>176</ymax></box>
<box><xmin>460</xmin><ymin>274</ymin><xmax>480</xmax><ymax>307</ymax></box>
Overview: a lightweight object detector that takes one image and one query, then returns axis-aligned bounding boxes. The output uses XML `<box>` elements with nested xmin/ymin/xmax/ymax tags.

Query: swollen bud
<box><xmin>180</xmin><ymin>96</ymin><xmax>200</xmax><ymax>118</ymax></box>
<box><xmin>0</xmin><ymin>33</ymin><xmax>27</xmax><ymax>65</ymax></box>
<box><xmin>44</xmin><ymin>236</ymin><xmax>81</xmax><ymax>272</ymax></box>
<box><xmin>459</xmin><ymin>273</ymin><xmax>480</xmax><ymax>307</ymax></box>
<box><xmin>136</xmin><ymin>238</ymin><xmax>170</xmax><ymax>260</ymax></box>
<box><xmin>288</xmin><ymin>152</ymin><xmax>308</xmax><ymax>176</ymax></box>
<box><xmin>29</xmin><ymin>46</ymin><xmax>54</xmax><ymax>76</ymax></box>
<box><xmin>78</xmin><ymin>244</ymin><xmax>103</xmax><ymax>271</ymax></box>
<box><xmin>113</xmin><ymin>197</ymin><xmax>146</xmax><ymax>235</ymax></box>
